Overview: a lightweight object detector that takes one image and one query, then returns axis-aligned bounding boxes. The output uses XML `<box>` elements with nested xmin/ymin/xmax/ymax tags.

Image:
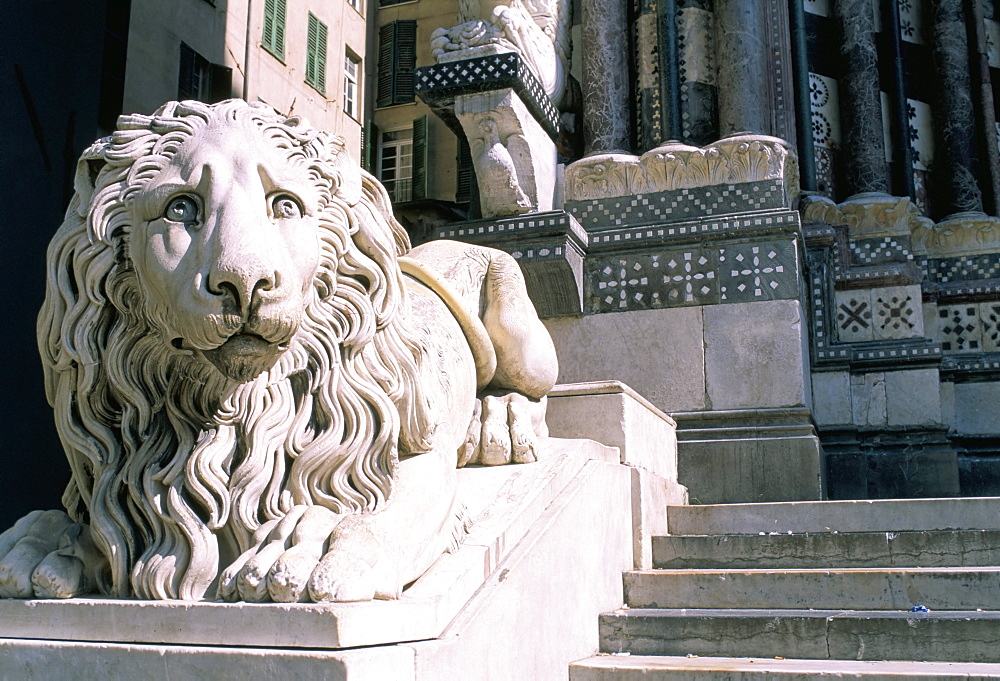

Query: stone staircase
<box><xmin>570</xmin><ymin>497</ymin><xmax>1000</xmax><ymax>680</ymax></box>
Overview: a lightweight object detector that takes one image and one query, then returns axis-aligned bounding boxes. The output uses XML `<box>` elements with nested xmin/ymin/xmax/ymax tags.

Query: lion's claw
<box><xmin>462</xmin><ymin>392</ymin><xmax>546</xmax><ymax>467</ymax></box>
<box><xmin>0</xmin><ymin>511</ymin><xmax>103</xmax><ymax>599</ymax></box>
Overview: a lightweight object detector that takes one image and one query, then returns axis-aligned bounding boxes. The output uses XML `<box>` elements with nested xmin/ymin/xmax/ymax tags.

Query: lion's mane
<box><xmin>38</xmin><ymin>100</ymin><xmax>436</xmax><ymax>600</ymax></box>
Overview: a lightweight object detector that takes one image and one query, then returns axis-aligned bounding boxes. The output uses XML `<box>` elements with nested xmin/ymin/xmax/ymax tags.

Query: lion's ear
<box><xmin>73</xmin><ymin>137</ymin><xmax>111</xmax><ymax>216</ymax></box>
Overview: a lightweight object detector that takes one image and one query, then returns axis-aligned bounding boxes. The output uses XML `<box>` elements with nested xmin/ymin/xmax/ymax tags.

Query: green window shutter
<box><xmin>362</xmin><ymin>120</ymin><xmax>380</xmax><ymax>173</ymax></box>
<box><xmin>456</xmin><ymin>134</ymin><xmax>473</xmax><ymax>203</ymax></box>
<box><xmin>306</xmin><ymin>13</ymin><xmax>328</xmax><ymax>94</ymax></box>
<box><xmin>263</xmin><ymin>0</ymin><xmax>286</xmax><ymax>61</ymax></box>
<box><xmin>394</xmin><ymin>20</ymin><xmax>417</xmax><ymax>104</ymax></box>
<box><xmin>412</xmin><ymin>115</ymin><xmax>428</xmax><ymax>200</ymax></box>
<box><xmin>377</xmin><ymin>23</ymin><xmax>395</xmax><ymax>107</ymax></box>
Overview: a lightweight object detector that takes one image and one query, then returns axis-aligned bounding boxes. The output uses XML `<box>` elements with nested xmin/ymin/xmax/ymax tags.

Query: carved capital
<box><xmin>564</xmin><ymin>134</ymin><xmax>799</xmax><ymax>204</ymax></box>
<box><xmin>911</xmin><ymin>212</ymin><xmax>1000</xmax><ymax>258</ymax></box>
<box><xmin>802</xmin><ymin>192</ymin><xmax>932</xmax><ymax>239</ymax></box>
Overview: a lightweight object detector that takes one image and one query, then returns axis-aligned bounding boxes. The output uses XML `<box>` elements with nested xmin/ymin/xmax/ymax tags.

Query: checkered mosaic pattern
<box><xmin>566</xmin><ymin>180</ymin><xmax>787</xmax><ymax>230</ymax></box>
<box><xmin>922</xmin><ymin>254</ymin><xmax>1000</xmax><ymax>283</ymax></box>
<box><xmin>586</xmin><ymin>211</ymin><xmax>800</xmax><ymax>250</ymax></box>
<box><xmin>585</xmin><ymin>238</ymin><xmax>798</xmax><ymax>313</ymax></box>
<box><xmin>414</xmin><ymin>53</ymin><xmax>559</xmax><ymax>137</ymax></box>
<box><xmin>849</xmin><ymin>236</ymin><xmax>914</xmax><ymax>266</ymax></box>
<box><xmin>433</xmin><ymin>210</ymin><xmax>584</xmax><ymax>246</ymax></box>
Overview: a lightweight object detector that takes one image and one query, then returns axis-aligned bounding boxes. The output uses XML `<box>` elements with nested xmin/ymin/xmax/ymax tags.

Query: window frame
<box><xmin>262</xmin><ymin>0</ymin><xmax>287</xmax><ymax>62</ymax></box>
<box><xmin>344</xmin><ymin>52</ymin><xmax>360</xmax><ymax>119</ymax></box>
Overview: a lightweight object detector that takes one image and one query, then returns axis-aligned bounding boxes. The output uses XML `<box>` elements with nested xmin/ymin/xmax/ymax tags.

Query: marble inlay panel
<box><xmin>677</xmin><ymin>7</ymin><xmax>715</xmax><ymax>85</ymax></box>
<box><xmin>804</xmin><ymin>0</ymin><xmax>830</xmax><ymax>17</ymax></box>
<box><xmin>809</xmin><ymin>73</ymin><xmax>841</xmax><ymax>149</ymax></box>
<box><xmin>907</xmin><ymin>98</ymin><xmax>934</xmax><ymax>171</ymax></box>
<box><xmin>925</xmin><ymin>254</ymin><xmax>1000</xmax><ymax>283</ymax></box>
<box><xmin>898</xmin><ymin>0</ymin><xmax>927</xmax><ymax>45</ymax></box>
<box><xmin>936</xmin><ymin>304</ymin><xmax>984</xmax><ymax>352</ymax></box>
<box><xmin>849</xmin><ymin>236</ymin><xmax>913</xmax><ymax>266</ymax></box>
<box><xmin>981</xmin><ymin>301</ymin><xmax>1000</xmax><ymax>352</ymax></box>
<box><xmin>718</xmin><ymin>240</ymin><xmax>798</xmax><ymax>303</ymax></box>
<box><xmin>567</xmin><ymin>180</ymin><xmax>786</xmax><ymax>230</ymax></box>
<box><xmin>835</xmin><ymin>290</ymin><xmax>876</xmax><ymax>342</ymax></box>
<box><xmin>871</xmin><ymin>285</ymin><xmax>924</xmax><ymax>340</ymax></box>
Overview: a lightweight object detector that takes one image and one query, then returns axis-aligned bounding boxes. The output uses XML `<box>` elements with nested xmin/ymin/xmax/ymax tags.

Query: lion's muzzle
<box><xmin>202</xmin><ymin>332</ymin><xmax>284</xmax><ymax>382</ymax></box>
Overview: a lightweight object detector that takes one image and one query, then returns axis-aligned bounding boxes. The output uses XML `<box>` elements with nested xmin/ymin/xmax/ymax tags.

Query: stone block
<box><xmin>677</xmin><ymin>435</ymin><xmax>824</xmax><ymax>504</ymax></box>
<box><xmin>812</xmin><ymin>371</ymin><xmax>853</xmax><ymax>426</ymax></box>
<box><xmin>885</xmin><ymin>368</ymin><xmax>942</xmax><ymax>426</ymax></box>
<box><xmin>958</xmin><ymin>456</ymin><xmax>1000</xmax><ymax>496</ymax></box>
<box><xmin>547</xmin><ymin>380</ymin><xmax>679</xmax><ymax>481</ymax></box>
<box><xmin>851</xmin><ymin>372</ymin><xmax>888</xmax><ymax>427</ymax></box>
<box><xmin>865</xmin><ymin>448</ymin><xmax>959</xmax><ymax>499</ymax></box>
<box><xmin>543</xmin><ymin>306</ymin><xmax>707</xmax><ymax>413</ymax></box>
<box><xmin>953</xmin><ymin>382</ymin><xmax>1000</xmax><ymax>435</ymax></box>
<box><xmin>835</xmin><ymin>289</ymin><xmax>875</xmax><ymax>342</ymax></box>
<box><xmin>941</xmin><ymin>380</ymin><xmax>955</xmax><ymax>428</ymax></box>
<box><xmin>630</xmin><ymin>467</ymin><xmax>678</xmax><ymax>570</ymax></box>
<box><xmin>703</xmin><ymin>300</ymin><xmax>809</xmax><ymax>410</ymax></box>
<box><xmin>825</xmin><ymin>451</ymin><xmax>870</xmax><ymax>500</ymax></box>
<box><xmin>982</xmin><ymin>301</ymin><xmax>1000</xmax><ymax>351</ymax></box>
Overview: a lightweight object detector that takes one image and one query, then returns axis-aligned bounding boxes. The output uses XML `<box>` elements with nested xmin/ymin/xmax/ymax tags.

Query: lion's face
<box><xmin>128</xmin><ymin>123</ymin><xmax>323</xmax><ymax>382</ymax></box>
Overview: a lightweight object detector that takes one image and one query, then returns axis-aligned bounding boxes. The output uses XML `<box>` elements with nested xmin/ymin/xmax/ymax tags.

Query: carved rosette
<box><xmin>564</xmin><ymin>135</ymin><xmax>800</xmax><ymax>205</ymax></box>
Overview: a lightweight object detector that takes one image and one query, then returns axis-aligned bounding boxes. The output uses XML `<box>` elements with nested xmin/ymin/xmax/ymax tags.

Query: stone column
<box><xmin>931</xmin><ymin>0</ymin><xmax>984</xmax><ymax>215</ymax></box>
<box><xmin>714</xmin><ymin>0</ymin><xmax>768</xmax><ymax>136</ymax></box>
<box><xmin>832</xmin><ymin>0</ymin><xmax>888</xmax><ymax>196</ymax></box>
<box><xmin>581</xmin><ymin>0</ymin><xmax>630</xmax><ymax>154</ymax></box>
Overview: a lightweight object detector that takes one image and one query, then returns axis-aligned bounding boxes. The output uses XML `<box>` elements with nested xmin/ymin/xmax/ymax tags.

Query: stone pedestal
<box><xmin>454</xmin><ymin>89</ymin><xmax>556</xmax><ymax>217</ymax></box>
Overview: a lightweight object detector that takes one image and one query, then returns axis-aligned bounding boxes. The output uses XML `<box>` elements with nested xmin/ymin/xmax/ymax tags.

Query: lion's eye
<box><xmin>164</xmin><ymin>196</ymin><xmax>199</xmax><ymax>224</ymax></box>
<box><xmin>271</xmin><ymin>195</ymin><xmax>303</xmax><ymax>220</ymax></box>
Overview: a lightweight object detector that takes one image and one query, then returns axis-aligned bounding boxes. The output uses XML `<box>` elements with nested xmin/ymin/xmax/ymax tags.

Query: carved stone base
<box><xmin>430</xmin><ymin>210</ymin><xmax>587</xmax><ymax>316</ymax></box>
<box><xmin>455</xmin><ymin>88</ymin><xmax>557</xmax><ymax>218</ymax></box>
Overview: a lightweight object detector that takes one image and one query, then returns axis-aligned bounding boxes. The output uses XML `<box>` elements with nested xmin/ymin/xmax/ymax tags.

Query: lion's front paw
<box><xmin>0</xmin><ymin>510</ymin><xmax>103</xmax><ymax>599</ymax></box>
<box><xmin>462</xmin><ymin>392</ymin><xmax>547</xmax><ymax>467</ymax></box>
<box><xmin>218</xmin><ymin>506</ymin><xmax>382</xmax><ymax>603</ymax></box>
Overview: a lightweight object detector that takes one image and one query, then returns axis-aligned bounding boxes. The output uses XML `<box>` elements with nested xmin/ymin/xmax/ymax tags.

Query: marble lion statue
<box><xmin>0</xmin><ymin>99</ymin><xmax>557</xmax><ymax>603</ymax></box>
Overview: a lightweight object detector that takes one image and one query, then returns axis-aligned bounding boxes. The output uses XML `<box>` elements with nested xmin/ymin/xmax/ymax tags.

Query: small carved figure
<box><xmin>431</xmin><ymin>0</ymin><xmax>570</xmax><ymax>106</ymax></box>
<box><xmin>0</xmin><ymin>100</ymin><xmax>558</xmax><ymax>602</ymax></box>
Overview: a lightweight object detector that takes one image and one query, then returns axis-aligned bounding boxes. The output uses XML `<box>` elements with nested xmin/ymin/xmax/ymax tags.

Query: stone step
<box><xmin>597</xmin><ymin>609</ymin><xmax>1000</xmax><ymax>663</ymax></box>
<box><xmin>624</xmin><ymin>567</ymin><xmax>1000</xmax><ymax>610</ymax></box>
<box><xmin>653</xmin><ymin>529</ymin><xmax>1000</xmax><ymax>569</ymax></box>
<box><xmin>570</xmin><ymin>654</ymin><xmax>1000</xmax><ymax>680</ymax></box>
<box><xmin>667</xmin><ymin>498</ymin><xmax>1000</xmax><ymax>536</ymax></box>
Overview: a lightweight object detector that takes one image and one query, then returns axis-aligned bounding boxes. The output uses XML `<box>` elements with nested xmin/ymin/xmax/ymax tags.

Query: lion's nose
<box><xmin>208</xmin><ymin>267</ymin><xmax>277</xmax><ymax>315</ymax></box>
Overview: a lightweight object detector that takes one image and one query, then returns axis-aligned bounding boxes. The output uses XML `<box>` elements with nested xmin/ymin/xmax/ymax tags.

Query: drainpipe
<box><xmin>788</xmin><ymin>0</ymin><xmax>816</xmax><ymax>192</ymax></box>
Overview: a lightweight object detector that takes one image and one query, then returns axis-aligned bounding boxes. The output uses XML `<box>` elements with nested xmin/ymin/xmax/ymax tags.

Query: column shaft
<box><xmin>931</xmin><ymin>0</ymin><xmax>984</xmax><ymax>214</ymax></box>
<box><xmin>715</xmin><ymin>0</ymin><xmax>768</xmax><ymax>136</ymax></box>
<box><xmin>582</xmin><ymin>0</ymin><xmax>631</xmax><ymax>154</ymax></box>
<box><xmin>833</xmin><ymin>0</ymin><xmax>888</xmax><ymax>195</ymax></box>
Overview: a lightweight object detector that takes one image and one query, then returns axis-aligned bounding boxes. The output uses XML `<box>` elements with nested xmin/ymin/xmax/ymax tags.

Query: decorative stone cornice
<box><xmin>564</xmin><ymin>134</ymin><xmax>799</xmax><ymax>204</ymax></box>
<box><xmin>911</xmin><ymin>212</ymin><xmax>1000</xmax><ymax>258</ymax></box>
<box><xmin>800</xmin><ymin>193</ymin><xmax>932</xmax><ymax>239</ymax></box>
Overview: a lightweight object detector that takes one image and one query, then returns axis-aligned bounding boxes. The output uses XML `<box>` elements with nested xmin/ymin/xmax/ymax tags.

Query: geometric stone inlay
<box><xmin>566</xmin><ymin>180</ymin><xmax>787</xmax><ymax>230</ymax></box>
<box><xmin>936</xmin><ymin>304</ymin><xmax>983</xmax><ymax>353</ymax></box>
<box><xmin>835</xmin><ymin>290</ymin><xmax>875</xmax><ymax>343</ymax></box>
<box><xmin>924</xmin><ymin>254</ymin><xmax>1000</xmax><ymax>284</ymax></box>
<box><xmin>981</xmin><ymin>301</ymin><xmax>1000</xmax><ymax>353</ymax></box>
<box><xmin>719</xmin><ymin>240</ymin><xmax>797</xmax><ymax>303</ymax></box>
<box><xmin>593</xmin><ymin>257</ymin><xmax>656</xmax><ymax>312</ymax></box>
<box><xmin>661</xmin><ymin>249</ymin><xmax>719</xmax><ymax>306</ymax></box>
<box><xmin>872</xmin><ymin>286</ymin><xmax>923</xmax><ymax>340</ymax></box>
<box><xmin>850</xmin><ymin>236</ymin><xmax>913</xmax><ymax>266</ymax></box>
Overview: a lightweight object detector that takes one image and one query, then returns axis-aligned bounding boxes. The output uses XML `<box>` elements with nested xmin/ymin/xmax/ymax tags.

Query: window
<box><xmin>178</xmin><ymin>43</ymin><xmax>232</xmax><ymax>103</ymax></box>
<box><xmin>347</xmin><ymin>0</ymin><xmax>360</xmax><ymax>11</ymax></box>
<box><xmin>305</xmin><ymin>13</ymin><xmax>328</xmax><ymax>94</ymax></box>
<box><xmin>375</xmin><ymin>116</ymin><xmax>428</xmax><ymax>203</ymax></box>
<box><xmin>379</xmin><ymin>0</ymin><xmax>409</xmax><ymax>7</ymax></box>
<box><xmin>262</xmin><ymin>0</ymin><xmax>286</xmax><ymax>61</ymax></box>
<box><xmin>344</xmin><ymin>54</ymin><xmax>360</xmax><ymax>118</ymax></box>
<box><xmin>377</xmin><ymin>20</ymin><xmax>416</xmax><ymax>107</ymax></box>
<box><xmin>378</xmin><ymin>128</ymin><xmax>413</xmax><ymax>203</ymax></box>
